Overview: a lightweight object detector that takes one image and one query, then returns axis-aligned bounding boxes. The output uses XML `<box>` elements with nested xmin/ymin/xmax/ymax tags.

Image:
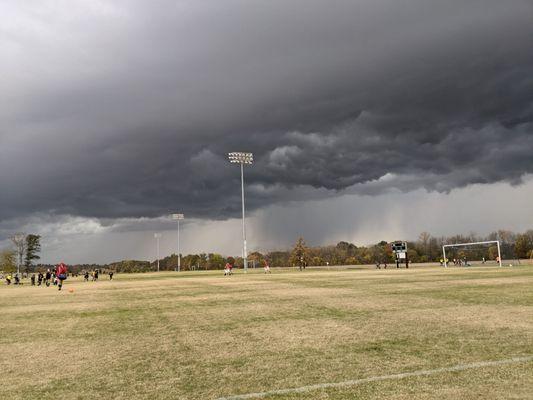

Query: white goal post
<box><xmin>442</xmin><ymin>240</ymin><xmax>502</xmax><ymax>268</ymax></box>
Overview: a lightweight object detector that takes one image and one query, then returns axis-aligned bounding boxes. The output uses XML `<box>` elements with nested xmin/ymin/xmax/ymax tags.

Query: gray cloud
<box><xmin>1</xmin><ymin>0</ymin><xmax>533</xmax><ymax>232</ymax></box>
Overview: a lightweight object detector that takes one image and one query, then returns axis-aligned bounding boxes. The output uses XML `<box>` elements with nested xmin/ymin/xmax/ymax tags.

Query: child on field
<box><xmin>55</xmin><ymin>262</ymin><xmax>68</xmax><ymax>291</ymax></box>
<box><xmin>224</xmin><ymin>262</ymin><xmax>233</xmax><ymax>276</ymax></box>
<box><xmin>45</xmin><ymin>269</ymin><xmax>51</xmax><ymax>286</ymax></box>
<box><xmin>264</xmin><ymin>260</ymin><xmax>271</xmax><ymax>274</ymax></box>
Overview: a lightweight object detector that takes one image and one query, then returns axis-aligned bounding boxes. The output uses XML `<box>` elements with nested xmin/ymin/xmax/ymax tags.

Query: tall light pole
<box><xmin>154</xmin><ymin>233</ymin><xmax>162</xmax><ymax>272</ymax></box>
<box><xmin>228</xmin><ymin>152</ymin><xmax>253</xmax><ymax>272</ymax></box>
<box><xmin>172</xmin><ymin>213</ymin><xmax>184</xmax><ymax>272</ymax></box>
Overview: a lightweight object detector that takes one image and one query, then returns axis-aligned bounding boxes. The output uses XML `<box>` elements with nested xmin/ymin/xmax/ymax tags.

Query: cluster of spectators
<box><xmin>3</xmin><ymin>265</ymin><xmax>115</xmax><ymax>290</ymax></box>
<box><xmin>3</xmin><ymin>263</ymin><xmax>68</xmax><ymax>290</ymax></box>
<box><xmin>82</xmin><ymin>269</ymin><xmax>114</xmax><ymax>281</ymax></box>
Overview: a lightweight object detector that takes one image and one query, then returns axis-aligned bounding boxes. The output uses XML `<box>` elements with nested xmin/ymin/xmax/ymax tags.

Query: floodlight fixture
<box><xmin>228</xmin><ymin>152</ymin><xmax>253</xmax><ymax>164</ymax></box>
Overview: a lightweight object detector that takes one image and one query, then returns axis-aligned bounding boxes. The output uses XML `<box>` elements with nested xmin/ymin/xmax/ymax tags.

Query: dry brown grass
<box><xmin>0</xmin><ymin>266</ymin><xmax>531</xmax><ymax>399</ymax></box>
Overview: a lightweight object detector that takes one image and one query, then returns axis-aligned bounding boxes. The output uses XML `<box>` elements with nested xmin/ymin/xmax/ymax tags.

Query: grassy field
<box><xmin>1</xmin><ymin>266</ymin><xmax>532</xmax><ymax>399</ymax></box>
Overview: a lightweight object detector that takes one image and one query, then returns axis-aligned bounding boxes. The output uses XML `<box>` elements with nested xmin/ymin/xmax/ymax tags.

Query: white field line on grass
<box><xmin>216</xmin><ymin>356</ymin><xmax>533</xmax><ymax>400</ymax></box>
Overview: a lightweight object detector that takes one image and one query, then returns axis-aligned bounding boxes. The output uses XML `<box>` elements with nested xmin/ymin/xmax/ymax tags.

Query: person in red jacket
<box><xmin>224</xmin><ymin>262</ymin><xmax>231</xmax><ymax>276</ymax></box>
<box><xmin>55</xmin><ymin>262</ymin><xmax>68</xmax><ymax>291</ymax></box>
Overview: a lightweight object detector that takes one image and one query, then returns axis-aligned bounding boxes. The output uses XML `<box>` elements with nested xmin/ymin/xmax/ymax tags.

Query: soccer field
<box><xmin>1</xmin><ymin>266</ymin><xmax>532</xmax><ymax>399</ymax></box>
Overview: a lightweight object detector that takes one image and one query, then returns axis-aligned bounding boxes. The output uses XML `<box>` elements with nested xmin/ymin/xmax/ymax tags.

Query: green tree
<box><xmin>488</xmin><ymin>246</ymin><xmax>499</xmax><ymax>260</ymax></box>
<box><xmin>290</xmin><ymin>237</ymin><xmax>309</xmax><ymax>270</ymax></box>
<box><xmin>24</xmin><ymin>234</ymin><xmax>41</xmax><ymax>271</ymax></box>
<box><xmin>208</xmin><ymin>253</ymin><xmax>225</xmax><ymax>269</ymax></box>
<box><xmin>0</xmin><ymin>249</ymin><xmax>17</xmax><ymax>273</ymax></box>
<box><xmin>514</xmin><ymin>234</ymin><xmax>533</xmax><ymax>259</ymax></box>
<box><xmin>311</xmin><ymin>256</ymin><xmax>323</xmax><ymax>266</ymax></box>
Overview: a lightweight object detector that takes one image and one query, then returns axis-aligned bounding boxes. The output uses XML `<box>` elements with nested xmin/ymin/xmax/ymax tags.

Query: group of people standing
<box><xmin>4</xmin><ymin>263</ymin><xmax>69</xmax><ymax>290</ymax></box>
<box><xmin>83</xmin><ymin>269</ymin><xmax>114</xmax><ymax>281</ymax></box>
<box><xmin>223</xmin><ymin>260</ymin><xmax>271</xmax><ymax>275</ymax></box>
<box><xmin>4</xmin><ymin>265</ymin><xmax>115</xmax><ymax>290</ymax></box>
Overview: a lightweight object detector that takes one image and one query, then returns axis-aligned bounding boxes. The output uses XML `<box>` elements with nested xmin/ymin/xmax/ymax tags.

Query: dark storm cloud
<box><xmin>1</xmin><ymin>0</ymin><xmax>533</xmax><ymax>227</ymax></box>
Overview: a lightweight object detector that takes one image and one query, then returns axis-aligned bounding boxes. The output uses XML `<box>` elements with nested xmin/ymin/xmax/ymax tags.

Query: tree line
<box><xmin>1</xmin><ymin>229</ymin><xmax>532</xmax><ymax>273</ymax></box>
<box><xmin>283</xmin><ymin>229</ymin><xmax>533</xmax><ymax>268</ymax></box>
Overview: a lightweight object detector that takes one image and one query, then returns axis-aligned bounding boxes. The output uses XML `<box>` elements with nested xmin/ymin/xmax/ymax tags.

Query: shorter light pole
<box><xmin>172</xmin><ymin>213</ymin><xmax>184</xmax><ymax>271</ymax></box>
<box><xmin>154</xmin><ymin>233</ymin><xmax>162</xmax><ymax>272</ymax></box>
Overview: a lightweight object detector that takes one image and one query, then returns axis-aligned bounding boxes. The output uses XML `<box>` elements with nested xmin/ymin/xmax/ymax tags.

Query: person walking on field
<box><xmin>264</xmin><ymin>260</ymin><xmax>271</xmax><ymax>274</ymax></box>
<box><xmin>45</xmin><ymin>269</ymin><xmax>52</xmax><ymax>286</ymax></box>
<box><xmin>55</xmin><ymin>262</ymin><xmax>68</xmax><ymax>291</ymax></box>
<box><xmin>224</xmin><ymin>262</ymin><xmax>233</xmax><ymax>276</ymax></box>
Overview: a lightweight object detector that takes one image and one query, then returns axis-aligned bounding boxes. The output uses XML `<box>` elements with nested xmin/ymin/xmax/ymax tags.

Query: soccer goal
<box><xmin>442</xmin><ymin>240</ymin><xmax>502</xmax><ymax>268</ymax></box>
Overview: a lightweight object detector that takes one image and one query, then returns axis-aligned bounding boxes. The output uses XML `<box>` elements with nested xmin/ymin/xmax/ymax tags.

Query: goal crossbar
<box><xmin>442</xmin><ymin>240</ymin><xmax>502</xmax><ymax>268</ymax></box>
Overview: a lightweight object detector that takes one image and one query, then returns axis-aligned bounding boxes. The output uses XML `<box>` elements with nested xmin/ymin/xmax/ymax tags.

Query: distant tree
<box><xmin>290</xmin><ymin>237</ymin><xmax>309</xmax><ymax>270</ymax></box>
<box><xmin>10</xmin><ymin>233</ymin><xmax>26</xmax><ymax>274</ymax></box>
<box><xmin>371</xmin><ymin>242</ymin><xmax>392</xmax><ymax>264</ymax></box>
<box><xmin>266</xmin><ymin>251</ymin><xmax>290</xmax><ymax>267</ymax></box>
<box><xmin>24</xmin><ymin>234</ymin><xmax>41</xmax><ymax>271</ymax></box>
<box><xmin>417</xmin><ymin>232</ymin><xmax>431</xmax><ymax>259</ymax></box>
<box><xmin>209</xmin><ymin>253</ymin><xmax>225</xmax><ymax>269</ymax></box>
<box><xmin>407</xmin><ymin>248</ymin><xmax>420</xmax><ymax>263</ymax></box>
<box><xmin>311</xmin><ymin>256</ymin><xmax>323</xmax><ymax>266</ymax></box>
<box><xmin>0</xmin><ymin>249</ymin><xmax>17</xmax><ymax>273</ymax></box>
<box><xmin>428</xmin><ymin>237</ymin><xmax>440</xmax><ymax>261</ymax></box>
<box><xmin>335</xmin><ymin>241</ymin><xmax>356</xmax><ymax>261</ymax></box>
<box><xmin>495</xmin><ymin>230</ymin><xmax>517</xmax><ymax>259</ymax></box>
<box><xmin>345</xmin><ymin>256</ymin><xmax>357</xmax><ymax>265</ymax></box>
<box><xmin>488</xmin><ymin>246</ymin><xmax>499</xmax><ymax>260</ymax></box>
<box><xmin>514</xmin><ymin>234</ymin><xmax>533</xmax><ymax>259</ymax></box>
<box><xmin>248</xmin><ymin>251</ymin><xmax>264</xmax><ymax>268</ymax></box>
<box><xmin>187</xmin><ymin>254</ymin><xmax>201</xmax><ymax>270</ymax></box>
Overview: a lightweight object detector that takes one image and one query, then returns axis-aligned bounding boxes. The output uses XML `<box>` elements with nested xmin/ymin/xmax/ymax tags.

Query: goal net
<box><xmin>442</xmin><ymin>240</ymin><xmax>502</xmax><ymax>267</ymax></box>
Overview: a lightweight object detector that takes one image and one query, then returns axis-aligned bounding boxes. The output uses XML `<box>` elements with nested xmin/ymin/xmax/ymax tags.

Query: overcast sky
<box><xmin>1</xmin><ymin>1</ymin><xmax>532</xmax><ymax>263</ymax></box>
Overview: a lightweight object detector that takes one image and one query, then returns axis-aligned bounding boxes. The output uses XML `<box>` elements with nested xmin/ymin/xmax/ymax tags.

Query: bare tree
<box><xmin>418</xmin><ymin>232</ymin><xmax>431</xmax><ymax>260</ymax></box>
<box><xmin>10</xmin><ymin>233</ymin><xmax>26</xmax><ymax>275</ymax></box>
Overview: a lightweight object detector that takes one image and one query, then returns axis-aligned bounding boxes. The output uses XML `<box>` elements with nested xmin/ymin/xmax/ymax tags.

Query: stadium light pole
<box><xmin>172</xmin><ymin>213</ymin><xmax>184</xmax><ymax>272</ymax></box>
<box><xmin>228</xmin><ymin>152</ymin><xmax>253</xmax><ymax>272</ymax></box>
<box><xmin>154</xmin><ymin>233</ymin><xmax>162</xmax><ymax>272</ymax></box>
